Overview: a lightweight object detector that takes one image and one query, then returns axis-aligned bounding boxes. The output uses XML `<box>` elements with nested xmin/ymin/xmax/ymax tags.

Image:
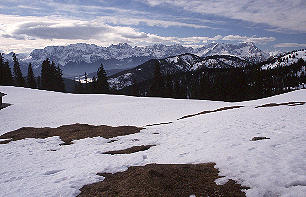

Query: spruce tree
<box><xmin>27</xmin><ymin>63</ymin><xmax>37</xmax><ymax>88</ymax></box>
<box><xmin>41</xmin><ymin>59</ymin><xmax>65</xmax><ymax>92</ymax></box>
<box><xmin>37</xmin><ymin>76</ymin><xmax>41</xmax><ymax>89</ymax></box>
<box><xmin>96</xmin><ymin>63</ymin><xmax>109</xmax><ymax>93</ymax></box>
<box><xmin>83</xmin><ymin>72</ymin><xmax>88</xmax><ymax>93</ymax></box>
<box><xmin>41</xmin><ymin>58</ymin><xmax>51</xmax><ymax>90</ymax></box>
<box><xmin>91</xmin><ymin>76</ymin><xmax>97</xmax><ymax>93</ymax></box>
<box><xmin>84</xmin><ymin>72</ymin><xmax>88</xmax><ymax>84</ymax></box>
<box><xmin>149</xmin><ymin>60</ymin><xmax>163</xmax><ymax>97</ymax></box>
<box><xmin>12</xmin><ymin>53</ymin><xmax>25</xmax><ymax>87</ymax></box>
<box><xmin>55</xmin><ymin>65</ymin><xmax>65</xmax><ymax>92</ymax></box>
<box><xmin>4</xmin><ymin>62</ymin><xmax>13</xmax><ymax>85</ymax></box>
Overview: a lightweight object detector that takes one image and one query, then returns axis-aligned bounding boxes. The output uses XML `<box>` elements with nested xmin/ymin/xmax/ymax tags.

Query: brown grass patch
<box><xmin>178</xmin><ymin>106</ymin><xmax>243</xmax><ymax>120</ymax></box>
<box><xmin>103</xmin><ymin>145</ymin><xmax>155</xmax><ymax>155</ymax></box>
<box><xmin>78</xmin><ymin>163</ymin><xmax>248</xmax><ymax>197</ymax></box>
<box><xmin>0</xmin><ymin>123</ymin><xmax>143</xmax><ymax>145</ymax></box>
<box><xmin>255</xmin><ymin>102</ymin><xmax>305</xmax><ymax>108</ymax></box>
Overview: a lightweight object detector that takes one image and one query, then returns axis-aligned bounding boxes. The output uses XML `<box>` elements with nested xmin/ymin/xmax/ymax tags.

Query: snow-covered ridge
<box><xmin>262</xmin><ymin>49</ymin><xmax>306</xmax><ymax>69</ymax></box>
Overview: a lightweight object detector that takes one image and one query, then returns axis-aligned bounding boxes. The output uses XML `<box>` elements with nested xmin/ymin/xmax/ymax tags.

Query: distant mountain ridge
<box><xmin>2</xmin><ymin>42</ymin><xmax>269</xmax><ymax>77</ymax></box>
<box><xmin>108</xmin><ymin>53</ymin><xmax>252</xmax><ymax>90</ymax></box>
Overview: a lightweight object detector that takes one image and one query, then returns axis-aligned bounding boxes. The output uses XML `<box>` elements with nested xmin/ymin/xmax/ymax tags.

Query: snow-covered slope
<box><xmin>262</xmin><ymin>49</ymin><xmax>306</xmax><ymax>69</ymax></box>
<box><xmin>108</xmin><ymin>53</ymin><xmax>251</xmax><ymax>90</ymax></box>
<box><xmin>0</xmin><ymin>86</ymin><xmax>305</xmax><ymax>197</ymax></box>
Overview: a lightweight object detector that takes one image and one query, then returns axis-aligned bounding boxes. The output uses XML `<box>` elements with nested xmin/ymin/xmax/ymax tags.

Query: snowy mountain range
<box><xmin>2</xmin><ymin>42</ymin><xmax>269</xmax><ymax>77</ymax></box>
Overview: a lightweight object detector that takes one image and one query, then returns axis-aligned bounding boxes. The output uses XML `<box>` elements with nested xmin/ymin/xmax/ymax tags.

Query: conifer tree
<box><xmin>55</xmin><ymin>65</ymin><xmax>65</xmax><ymax>92</ymax></box>
<box><xmin>84</xmin><ymin>72</ymin><xmax>88</xmax><ymax>84</ymax></box>
<box><xmin>41</xmin><ymin>58</ymin><xmax>51</xmax><ymax>90</ymax></box>
<box><xmin>149</xmin><ymin>60</ymin><xmax>163</xmax><ymax>97</ymax></box>
<box><xmin>96</xmin><ymin>63</ymin><xmax>109</xmax><ymax>93</ymax></box>
<box><xmin>91</xmin><ymin>76</ymin><xmax>97</xmax><ymax>93</ymax></box>
<box><xmin>41</xmin><ymin>58</ymin><xmax>65</xmax><ymax>92</ymax></box>
<box><xmin>37</xmin><ymin>76</ymin><xmax>41</xmax><ymax>89</ymax></box>
<box><xmin>12</xmin><ymin>53</ymin><xmax>25</xmax><ymax>87</ymax></box>
<box><xmin>0</xmin><ymin>54</ymin><xmax>11</xmax><ymax>85</ymax></box>
<box><xmin>3</xmin><ymin>62</ymin><xmax>13</xmax><ymax>85</ymax></box>
<box><xmin>27</xmin><ymin>63</ymin><xmax>37</xmax><ymax>88</ymax></box>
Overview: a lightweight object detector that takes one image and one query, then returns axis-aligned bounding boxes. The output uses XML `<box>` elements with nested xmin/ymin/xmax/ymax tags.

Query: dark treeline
<box><xmin>1</xmin><ymin>52</ymin><xmax>305</xmax><ymax>102</ymax></box>
<box><xmin>74</xmin><ymin>63</ymin><xmax>110</xmax><ymax>94</ymax></box>
<box><xmin>124</xmin><ymin>58</ymin><xmax>306</xmax><ymax>101</ymax></box>
<box><xmin>0</xmin><ymin>53</ymin><xmax>65</xmax><ymax>92</ymax></box>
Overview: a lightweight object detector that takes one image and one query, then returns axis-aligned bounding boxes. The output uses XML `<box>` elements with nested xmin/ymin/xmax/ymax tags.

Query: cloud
<box><xmin>12</xmin><ymin>22</ymin><xmax>110</xmax><ymax>40</ymax></box>
<box><xmin>274</xmin><ymin>43</ymin><xmax>306</xmax><ymax>48</ymax></box>
<box><xmin>97</xmin><ymin>16</ymin><xmax>212</xmax><ymax>29</ymax></box>
<box><xmin>141</xmin><ymin>0</ymin><xmax>306</xmax><ymax>32</ymax></box>
<box><xmin>0</xmin><ymin>14</ymin><xmax>276</xmax><ymax>53</ymax></box>
<box><xmin>223</xmin><ymin>35</ymin><xmax>275</xmax><ymax>44</ymax></box>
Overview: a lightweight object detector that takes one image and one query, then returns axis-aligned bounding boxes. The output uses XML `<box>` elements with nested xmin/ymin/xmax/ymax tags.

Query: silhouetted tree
<box><xmin>41</xmin><ymin>58</ymin><xmax>65</xmax><ymax>92</ymax></box>
<box><xmin>55</xmin><ymin>65</ymin><xmax>65</xmax><ymax>92</ymax></box>
<box><xmin>149</xmin><ymin>61</ymin><xmax>164</xmax><ymax>97</ymax></box>
<box><xmin>0</xmin><ymin>54</ymin><xmax>12</xmax><ymax>85</ymax></box>
<box><xmin>96</xmin><ymin>63</ymin><xmax>109</xmax><ymax>93</ymax></box>
<box><xmin>27</xmin><ymin>63</ymin><xmax>36</xmax><ymax>88</ymax></box>
<box><xmin>12</xmin><ymin>53</ymin><xmax>25</xmax><ymax>86</ymax></box>
<box><xmin>37</xmin><ymin>76</ymin><xmax>41</xmax><ymax>89</ymax></box>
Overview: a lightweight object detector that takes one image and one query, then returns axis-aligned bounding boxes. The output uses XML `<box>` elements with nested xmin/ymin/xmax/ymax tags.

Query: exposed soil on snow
<box><xmin>0</xmin><ymin>103</ymin><xmax>11</xmax><ymax>110</ymax></box>
<box><xmin>103</xmin><ymin>145</ymin><xmax>155</xmax><ymax>155</ymax></box>
<box><xmin>178</xmin><ymin>106</ymin><xmax>244</xmax><ymax>120</ymax></box>
<box><xmin>255</xmin><ymin>102</ymin><xmax>305</xmax><ymax>108</ymax></box>
<box><xmin>0</xmin><ymin>123</ymin><xmax>143</xmax><ymax>145</ymax></box>
<box><xmin>78</xmin><ymin>163</ymin><xmax>248</xmax><ymax>197</ymax></box>
<box><xmin>107</xmin><ymin>139</ymin><xmax>118</xmax><ymax>143</ymax></box>
<box><xmin>251</xmin><ymin>137</ymin><xmax>270</xmax><ymax>141</ymax></box>
<box><xmin>145</xmin><ymin>122</ymin><xmax>174</xmax><ymax>127</ymax></box>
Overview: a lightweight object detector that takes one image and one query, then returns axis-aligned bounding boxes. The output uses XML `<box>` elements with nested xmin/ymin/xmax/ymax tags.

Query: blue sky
<box><xmin>0</xmin><ymin>0</ymin><xmax>305</xmax><ymax>53</ymax></box>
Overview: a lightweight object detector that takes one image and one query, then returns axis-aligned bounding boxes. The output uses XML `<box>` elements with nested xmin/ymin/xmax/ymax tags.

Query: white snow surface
<box><xmin>0</xmin><ymin>86</ymin><xmax>306</xmax><ymax>197</ymax></box>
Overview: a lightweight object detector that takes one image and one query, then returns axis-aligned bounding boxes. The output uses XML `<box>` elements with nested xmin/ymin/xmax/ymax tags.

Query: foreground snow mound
<box><xmin>0</xmin><ymin>86</ymin><xmax>305</xmax><ymax>197</ymax></box>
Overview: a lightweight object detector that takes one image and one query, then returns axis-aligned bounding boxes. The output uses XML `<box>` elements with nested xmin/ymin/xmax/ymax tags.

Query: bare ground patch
<box><xmin>0</xmin><ymin>103</ymin><xmax>11</xmax><ymax>110</ymax></box>
<box><xmin>78</xmin><ymin>163</ymin><xmax>249</xmax><ymax>197</ymax></box>
<box><xmin>255</xmin><ymin>102</ymin><xmax>305</xmax><ymax>108</ymax></box>
<box><xmin>251</xmin><ymin>137</ymin><xmax>270</xmax><ymax>141</ymax></box>
<box><xmin>145</xmin><ymin>122</ymin><xmax>173</xmax><ymax>127</ymax></box>
<box><xmin>178</xmin><ymin>106</ymin><xmax>244</xmax><ymax>120</ymax></box>
<box><xmin>102</xmin><ymin>145</ymin><xmax>155</xmax><ymax>155</ymax></box>
<box><xmin>0</xmin><ymin>124</ymin><xmax>143</xmax><ymax>145</ymax></box>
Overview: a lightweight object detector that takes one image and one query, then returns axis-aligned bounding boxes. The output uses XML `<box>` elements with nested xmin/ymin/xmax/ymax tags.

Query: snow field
<box><xmin>0</xmin><ymin>86</ymin><xmax>305</xmax><ymax>197</ymax></box>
